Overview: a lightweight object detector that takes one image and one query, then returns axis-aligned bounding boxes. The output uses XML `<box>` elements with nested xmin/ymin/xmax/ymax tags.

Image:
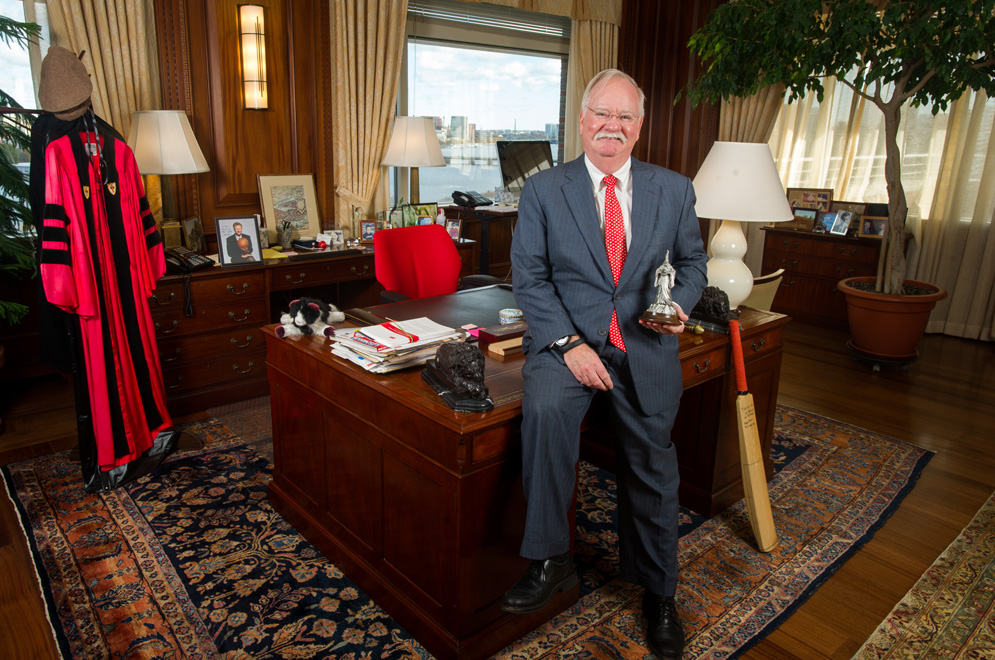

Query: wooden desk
<box><xmin>264</xmin><ymin>294</ymin><xmax>788</xmax><ymax>660</ymax></box>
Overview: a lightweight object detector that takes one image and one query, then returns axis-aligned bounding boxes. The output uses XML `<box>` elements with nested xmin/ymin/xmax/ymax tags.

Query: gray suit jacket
<box><xmin>511</xmin><ymin>155</ymin><xmax>708</xmax><ymax>416</ymax></box>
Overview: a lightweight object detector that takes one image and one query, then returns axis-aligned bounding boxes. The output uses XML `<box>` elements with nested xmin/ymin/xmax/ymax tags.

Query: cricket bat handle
<box><xmin>729</xmin><ymin>320</ymin><xmax>779</xmax><ymax>553</ymax></box>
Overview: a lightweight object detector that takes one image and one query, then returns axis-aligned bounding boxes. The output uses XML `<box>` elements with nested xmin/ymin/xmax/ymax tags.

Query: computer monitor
<box><xmin>496</xmin><ymin>140</ymin><xmax>554</xmax><ymax>201</ymax></box>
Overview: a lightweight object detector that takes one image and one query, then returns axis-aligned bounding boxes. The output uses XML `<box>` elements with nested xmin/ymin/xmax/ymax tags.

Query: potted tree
<box><xmin>685</xmin><ymin>0</ymin><xmax>995</xmax><ymax>361</ymax></box>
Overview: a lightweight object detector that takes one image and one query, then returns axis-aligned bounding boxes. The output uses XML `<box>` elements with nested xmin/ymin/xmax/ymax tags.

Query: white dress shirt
<box><xmin>584</xmin><ymin>154</ymin><xmax>633</xmax><ymax>250</ymax></box>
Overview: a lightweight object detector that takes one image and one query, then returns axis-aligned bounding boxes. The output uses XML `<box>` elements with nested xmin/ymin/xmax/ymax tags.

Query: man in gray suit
<box><xmin>503</xmin><ymin>69</ymin><xmax>708</xmax><ymax>659</ymax></box>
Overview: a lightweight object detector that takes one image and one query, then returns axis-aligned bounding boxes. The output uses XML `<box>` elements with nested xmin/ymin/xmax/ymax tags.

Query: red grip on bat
<box><xmin>729</xmin><ymin>320</ymin><xmax>748</xmax><ymax>393</ymax></box>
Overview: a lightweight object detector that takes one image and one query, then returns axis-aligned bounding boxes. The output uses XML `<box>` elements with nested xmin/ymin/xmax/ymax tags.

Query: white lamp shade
<box><xmin>382</xmin><ymin>116</ymin><xmax>446</xmax><ymax>167</ymax></box>
<box><xmin>692</xmin><ymin>142</ymin><xmax>793</xmax><ymax>223</ymax></box>
<box><xmin>127</xmin><ymin>110</ymin><xmax>210</xmax><ymax>175</ymax></box>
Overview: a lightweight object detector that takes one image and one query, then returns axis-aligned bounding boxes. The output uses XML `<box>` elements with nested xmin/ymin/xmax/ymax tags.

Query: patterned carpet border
<box><xmin>851</xmin><ymin>489</ymin><xmax>995</xmax><ymax>660</ymax></box>
<box><xmin>1</xmin><ymin>404</ymin><xmax>932</xmax><ymax>659</ymax></box>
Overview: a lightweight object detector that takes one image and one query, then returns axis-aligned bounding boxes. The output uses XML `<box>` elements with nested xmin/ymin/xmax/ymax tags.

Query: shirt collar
<box><xmin>584</xmin><ymin>155</ymin><xmax>632</xmax><ymax>190</ymax></box>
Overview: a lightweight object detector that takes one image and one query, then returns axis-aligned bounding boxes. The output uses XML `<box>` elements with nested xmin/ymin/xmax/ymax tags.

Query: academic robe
<box><xmin>39</xmin><ymin>127</ymin><xmax>172</xmax><ymax>472</ymax></box>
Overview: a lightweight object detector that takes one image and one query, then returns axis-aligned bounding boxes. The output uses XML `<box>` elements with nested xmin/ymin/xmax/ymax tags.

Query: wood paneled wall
<box><xmin>153</xmin><ymin>0</ymin><xmax>331</xmax><ymax>249</ymax></box>
<box><xmin>153</xmin><ymin>0</ymin><xmax>718</xmax><ymax>247</ymax></box>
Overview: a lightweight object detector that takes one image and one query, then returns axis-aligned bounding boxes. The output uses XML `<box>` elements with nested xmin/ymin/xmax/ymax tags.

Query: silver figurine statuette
<box><xmin>640</xmin><ymin>251</ymin><xmax>681</xmax><ymax>325</ymax></box>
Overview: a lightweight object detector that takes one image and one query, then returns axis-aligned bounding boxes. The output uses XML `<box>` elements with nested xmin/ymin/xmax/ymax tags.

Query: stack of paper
<box><xmin>329</xmin><ymin>317</ymin><xmax>463</xmax><ymax>373</ymax></box>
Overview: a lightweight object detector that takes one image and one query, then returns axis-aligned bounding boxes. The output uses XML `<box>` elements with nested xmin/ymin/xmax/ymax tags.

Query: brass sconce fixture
<box><xmin>238</xmin><ymin>4</ymin><xmax>267</xmax><ymax>110</ymax></box>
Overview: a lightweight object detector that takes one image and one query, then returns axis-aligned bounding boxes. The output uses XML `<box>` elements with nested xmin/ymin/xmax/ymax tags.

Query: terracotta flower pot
<box><xmin>837</xmin><ymin>277</ymin><xmax>947</xmax><ymax>362</ymax></box>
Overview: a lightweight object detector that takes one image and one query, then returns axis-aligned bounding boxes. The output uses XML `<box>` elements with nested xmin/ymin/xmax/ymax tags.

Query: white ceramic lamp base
<box><xmin>706</xmin><ymin>219</ymin><xmax>753</xmax><ymax>309</ymax></box>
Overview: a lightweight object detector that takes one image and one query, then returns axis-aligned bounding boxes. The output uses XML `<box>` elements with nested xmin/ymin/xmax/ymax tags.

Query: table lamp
<box><xmin>127</xmin><ymin>110</ymin><xmax>210</xmax><ymax>245</ymax></box>
<box><xmin>692</xmin><ymin>141</ymin><xmax>793</xmax><ymax>308</ymax></box>
<box><xmin>382</xmin><ymin>116</ymin><xmax>445</xmax><ymax>205</ymax></box>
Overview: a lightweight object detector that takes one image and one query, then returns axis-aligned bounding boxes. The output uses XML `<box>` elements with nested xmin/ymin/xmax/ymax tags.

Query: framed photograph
<box><xmin>413</xmin><ymin>203</ymin><xmax>438</xmax><ymax>225</ymax></box>
<box><xmin>216</xmin><ymin>215</ymin><xmax>264</xmax><ymax>266</ymax></box>
<box><xmin>257</xmin><ymin>174</ymin><xmax>322</xmax><ymax>240</ymax></box>
<box><xmin>360</xmin><ymin>220</ymin><xmax>376</xmax><ymax>243</ymax></box>
<box><xmin>181</xmin><ymin>215</ymin><xmax>207</xmax><ymax>253</ymax></box>
<box><xmin>859</xmin><ymin>215</ymin><xmax>887</xmax><ymax>238</ymax></box>
<box><xmin>445</xmin><ymin>218</ymin><xmax>463</xmax><ymax>240</ymax></box>
<box><xmin>329</xmin><ymin>229</ymin><xmax>345</xmax><ymax>245</ymax></box>
<box><xmin>786</xmin><ymin>187</ymin><xmax>833</xmax><ymax>211</ymax></box>
<box><xmin>816</xmin><ymin>211</ymin><xmax>838</xmax><ymax>233</ymax></box>
<box><xmin>783</xmin><ymin>206</ymin><xmax>817</xmax><ymax>230</ymax></box>
<box><xmin>829</xmin><ymin>210</ymin><xmax>852</xmax><ymax>235</ymax></box>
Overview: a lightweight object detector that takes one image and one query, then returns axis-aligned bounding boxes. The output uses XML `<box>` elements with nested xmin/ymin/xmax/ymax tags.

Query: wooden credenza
<box><xmin>148</xmin><ymin>242</ymin><xmax>477</xmax><ymax>415</ymax></box>
<box><xmin>444</xmin><ymin>206</ymin><xmax>517</xmax><ymax>279</ymax></box>
<box><xmin>761</xmin><ymin>227</ymin><xmax>881</xmax><ymax>330</ymax></box>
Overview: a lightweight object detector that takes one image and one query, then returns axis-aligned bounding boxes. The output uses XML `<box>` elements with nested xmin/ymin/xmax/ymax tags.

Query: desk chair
<box><xmin>374</xmin><ymin>224</ymin><xmax>503</xmax><ymax>303</ymax></box>
<box><xmin>740</xmin><ymin>268</ymin><xmax>785</xmax><ymax>311</ymax></box>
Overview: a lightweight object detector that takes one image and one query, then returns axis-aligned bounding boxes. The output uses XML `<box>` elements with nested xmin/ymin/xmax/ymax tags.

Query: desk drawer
<box><xmin>269</xmin><ymin>257</ymin><xmax>376</xmax><ymax>291</ymax></box>
<box><xmin>162</xmin><ymin>349</ymin><xmax>267</xmax><ymax>392</ymax></box>
<box><xmin>153</xmin><ymin>299</ymin><xmax>267</xmax><ymax>339</ymax></box>
<box><xmin>157</xmin><ymin>328</ymin><xmax>266</xmax><ymax>365</ymax></box>
<box><xmin>680</xmin><ymin>347</ymin><xmax>727</xmax><ymax>387</ymax></box>
<box><xmin>152</xmin><ymin>271</ymin><xmax>266</xmax><ymax>308</ymax></box>
<box><xmin>739</xmin><ymin>327</ymin><xmax>783</xmax><ymax>362</ymax></box>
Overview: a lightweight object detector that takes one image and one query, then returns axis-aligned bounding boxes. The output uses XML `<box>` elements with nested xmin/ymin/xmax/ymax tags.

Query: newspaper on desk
<box><xmin>329</xmin><ymin>317</ymin><xmax>464</xmax><ymax>373</ymax></box>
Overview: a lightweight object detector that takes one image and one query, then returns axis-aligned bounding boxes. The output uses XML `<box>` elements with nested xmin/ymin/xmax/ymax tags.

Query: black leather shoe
<box><xmin>500</xmin><ymin>552</ymin><xmax>578</xmax><ymax>614</ymax></box>
<box><xmin>643</xmin><ymin>592</ymin><xmax>685</xmax><ymax>659</ymax></box>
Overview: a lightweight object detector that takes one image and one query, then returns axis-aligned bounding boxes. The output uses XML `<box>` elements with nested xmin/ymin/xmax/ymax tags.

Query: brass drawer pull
<box><xmin>231</xmin><ymin>335</ymin><xmax>254</xmax><ymax>348</ymax></box>
<box><xmin>232</xmin><ymin>360</ymin><xmax>255</xmax><ymax>374</ymax></box>
<box><xmin>835</xmin><ymin>265</ymin><xmax>855</xmax><ymax>276</ymax></box>
<box><xmin>693</xmin><ymin>357</ymin><xmax>711</xmax><ymax>373</ymax></box>
<box><xmin>151</xmin><ymin>292</ymin><xmax>175</xmax><ymax>306</ymax></box>
<box><xmin>751</xmin><ymin>337</ymin><xmax>767</xmax><ymax>352</ymax></box>
<box><xmin>167</xmin><ymin>375</ymin><xmax>184</xmax><ymax>389</ymax></box>
<box><xmin>783</xmin><ymin>240</ymin><xmax>800</xmax><ymax>248</ymax></box>
<box><xmin>780</xmin><ymin>258</ymin><xmax>798</xmax><ymax>268</ymax></box>
<box><xmin>782</xmin><ymin>279</ymin><xmax>797</xmax><ymax>287</ymax></box>
<box><xmin>229</xmin><ymin>309</ymin><xmax>251</xmax><ymax>322</ymax></box>
<box><xmin>286</xmin><ymin>272</ymin><xmax>306</xmax><ymax>285</ymax></box>
<box><xmin>156</xmin><ymin>320</ymin><xmax>179</xmax><ymax>334</ymax></box>
<box><xmin>839</xmin><ymin>247</ymin><xmax>858</xmax><ymax>257</ymax></box>
<box><xmin>351</xmin><ymin>264</ymin><xmax>370</xmax><ymax>276</ymax></box>
<box><xmin>161</xmin><ymin>348</ymin><xmax>181</xmax><ymax>362</ymax></box>
<box><xmin>227</xmin><ymin>282</ymin><xmax>250</xmax><ymax>295</ymax></box>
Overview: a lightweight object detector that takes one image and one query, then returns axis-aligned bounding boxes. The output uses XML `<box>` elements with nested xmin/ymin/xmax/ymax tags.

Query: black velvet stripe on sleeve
<box><xmin>42</xmin><ymin>223</ymin><xmax>70</xmax><ymax>245</ymax></box>
<box><xmin>40</xmin><ymin>247</ymin><xmax>72</xmax><ymax>265</ymax></box>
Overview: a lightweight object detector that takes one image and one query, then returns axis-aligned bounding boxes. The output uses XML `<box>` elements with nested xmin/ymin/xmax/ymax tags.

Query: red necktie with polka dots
<box><xmin>604</xmin><ymin>174</ymin><xmax>626</xmax><ymax>351</ymax></box>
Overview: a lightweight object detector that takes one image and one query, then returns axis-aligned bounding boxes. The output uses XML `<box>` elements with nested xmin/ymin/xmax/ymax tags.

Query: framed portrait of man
<box><xmin>216</xmin><ymin>215</ymin><xmax>264</xmax><ymax>267</ymax></box>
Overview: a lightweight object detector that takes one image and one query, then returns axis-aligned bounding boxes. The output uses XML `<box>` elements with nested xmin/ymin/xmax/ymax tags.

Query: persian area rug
<box><xmin>851</xmin><ymin>490</ymin><xmax>995</xmax><ymax>660</ymax></box>
<box><xmin>1</xmin><ymin>405</ymin><xmax>931</xmax><ymax>659</ymax></box>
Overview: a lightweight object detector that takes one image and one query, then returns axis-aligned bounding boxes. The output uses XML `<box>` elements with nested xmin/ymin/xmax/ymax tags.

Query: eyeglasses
<box><xmin>586</xmin><ymin>107</ymin><xmax>639</xmax><ymax>125</ymax></box>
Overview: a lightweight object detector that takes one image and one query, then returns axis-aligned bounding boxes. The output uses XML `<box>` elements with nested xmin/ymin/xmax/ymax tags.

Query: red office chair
<box><xmin>374</xmin><ymin>224</ymin><xmax>502</xmax><ymax>302</ymax></box>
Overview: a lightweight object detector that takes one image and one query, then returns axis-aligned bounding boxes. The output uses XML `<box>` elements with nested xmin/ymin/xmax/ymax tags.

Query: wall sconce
<box><xmin>239</xmin><ymin>4</ymin><xmax>267</xmax><ymax>110</ymax></box>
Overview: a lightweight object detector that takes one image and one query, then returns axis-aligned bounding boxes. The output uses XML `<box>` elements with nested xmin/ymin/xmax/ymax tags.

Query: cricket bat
<box><xmin>728</xmin><ymin>320</ymin><xmax>779</xmax><ymax>552</ymax></box>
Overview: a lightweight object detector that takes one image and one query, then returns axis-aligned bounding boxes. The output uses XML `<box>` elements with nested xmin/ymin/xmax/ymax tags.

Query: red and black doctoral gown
<box><xmin>38</xmin><ymin>126</ymin><xmax>172</xmax><ymax>472</ymax></box>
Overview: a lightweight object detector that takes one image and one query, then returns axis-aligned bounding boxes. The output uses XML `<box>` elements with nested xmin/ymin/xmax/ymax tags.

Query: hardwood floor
<box><xmin>1</xmin><ymin>322</ymin><xmax>993</xmax><ymax>659</ymax></box>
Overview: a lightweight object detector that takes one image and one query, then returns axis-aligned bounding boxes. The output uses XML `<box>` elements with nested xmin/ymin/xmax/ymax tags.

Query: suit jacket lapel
<box><xmin>618</xmin><ymin>159</ymin><xmax>657</xmax><ymax>291</ymax></box>
<box><xmin>563</xmin><ymin>157</ymin><xmax>613</xmax><ymax>284</ymax></box>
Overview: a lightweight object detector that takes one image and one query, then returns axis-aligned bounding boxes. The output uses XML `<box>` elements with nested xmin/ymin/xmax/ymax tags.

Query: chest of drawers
<box><xmin>761</xmin><ymin>227</ymin><xmax>881</xmax><ymax>330</ymax></box>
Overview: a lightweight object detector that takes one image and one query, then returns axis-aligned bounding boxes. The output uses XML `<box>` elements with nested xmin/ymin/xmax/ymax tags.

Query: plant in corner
<box><xmin>684</xmin><ymin>0</ymin><xmax>994</xmax><ymax>361</ymax></box>
<box><xmin>0</xmin><ymin>15</ymin><xmax>40</xmax><ymax>328</ymax></box>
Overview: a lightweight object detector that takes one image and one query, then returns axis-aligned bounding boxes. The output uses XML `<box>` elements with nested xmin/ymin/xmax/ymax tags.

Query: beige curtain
<box><xmin>332</xmin><ymin>0</ymin><xmax>409</xmax><ymax>235</ymax></box>
<box><xmin>768</xmin><ymin>83</ymin><xmax>995</xmax><ymax>341</ymax></box>
<box><xmin>712</xmin><ymin>85</ymin><xmax>786</xmax><ymax>275</ymax></box>
<box><xmin>46</xmin><ymin>0</ymin><xmax>163</xmax><ymax>220</ymax></box>
<box><xmin>456</xmin><ymin>0</ymin><xmax>620</xmax><ymax>23</ymax></box>
<box><xmin>563</xmin><ymin>19</ymin><xmax>618</xmax><ymax>161</ymax></box>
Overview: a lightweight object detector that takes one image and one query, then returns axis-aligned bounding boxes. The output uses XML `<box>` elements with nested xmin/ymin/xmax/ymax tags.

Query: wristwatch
<box><xmin>552</xmin><ymin>335</ymin><xmax>586</xmax><ymax>355</ymax></box>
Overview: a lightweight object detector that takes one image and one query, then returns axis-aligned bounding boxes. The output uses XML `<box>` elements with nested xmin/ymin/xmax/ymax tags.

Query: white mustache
<box><xmin>595</xmin><ymin>130</ymin><xmax>626</xmax><ymax>143</ymax></box>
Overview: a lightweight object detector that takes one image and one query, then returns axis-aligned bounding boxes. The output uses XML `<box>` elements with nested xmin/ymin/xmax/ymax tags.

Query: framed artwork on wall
<box><xmin>257</xmin><ymin>174</ymin><xmax>322</xmax><ymax>240</ymax></box>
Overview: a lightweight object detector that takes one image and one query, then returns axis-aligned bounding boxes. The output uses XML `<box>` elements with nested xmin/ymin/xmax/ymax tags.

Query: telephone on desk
<box><xmin>452</xmin><ymin>190</ymin><xmax>492</xmax><ymax>207</ymax></box>
<box><xmin>165</xmin><ymin>246</ymin><xmax>213</xmax><ymax>274</ymax></box>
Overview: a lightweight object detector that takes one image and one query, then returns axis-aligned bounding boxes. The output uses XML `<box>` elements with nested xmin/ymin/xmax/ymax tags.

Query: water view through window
<box><xmin>407</xmin><ymin>41</ymin><xmax>564</xmax><ymax>205</ymax></box>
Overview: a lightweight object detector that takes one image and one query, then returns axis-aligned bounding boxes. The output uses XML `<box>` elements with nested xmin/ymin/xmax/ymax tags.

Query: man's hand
<box><xmin>639</xmin><ymin>302</ymin><xmax>687</xmax><ymax>335</ymax></box>
<box><xmin>563</xmin><ymin>342</ymin><xmax>613</xmax><ymax>390</ymax></box>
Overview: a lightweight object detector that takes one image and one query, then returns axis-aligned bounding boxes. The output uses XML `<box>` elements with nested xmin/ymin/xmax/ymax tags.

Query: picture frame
<box><xmin>859</xmin><ymin>215</ymin><xmax>888</xmax><ymax>238</ymax></box>
<box><xmin>829</xmin><ymin>210</ymin><xmax>853</xmax><ymax>235</ymax></box>
<box><xmin>257</xmin><ymin>174</ymin><xmax>322</xmax><ymax>240</ymax></box>
<box><xmin>445</xmin><ymin>218</ymin><xmax>463</xmax><ymax>240</ymax></box>
<box><xmin>783</xmin><ymin>206</ymin><xmax>817</xmax><ymax>231</ymax></box>
<box><xmin>412</xmin><ymin>203</ymin><xmax>438</xmax><ymax>226</ymax></box>
<box><xmin>786</xmin><ymin>187</ymin><xmax>833</xmax><ymax>211</ymax></box>
<box><xmin>816</xmin><ymin>210</ymin><xmax>838</xmax><ymax>233</ymax></box>
<box><xmin>360</xmin><ymin>220</ymin><xmax>377</xmax><ymax>243</ymax></box>
<box><xmin>329</xmin><ymin>229</ymin><xmax>345</xmax><ymax>245</ymax></box>
<box><xmin>216</xmin><ymin>215</ymin><xmax>264</xmax><ymax>267</ymax></box>
<box><xmin>181</xmin><ymin>215</ymin><xmax>207</xmax><ymax>253</ymax></box>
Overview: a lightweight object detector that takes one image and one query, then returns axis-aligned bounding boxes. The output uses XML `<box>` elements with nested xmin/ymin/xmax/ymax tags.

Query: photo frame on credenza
<box><xmin>859</xmin><ymin>216</ymin><xmax>887</xmax><ymax>238</ymax></box>
<box><xmin>786</xmin><ymin>187</ymin><xmax>833</xmax><ymax>212</ymax></box>
<box><xmin>181</xmin><ymin>215</ymin><xmax>207</xmax><ymax>253</ymax></box>
<box><xmin>216</xmin><ymin>215</ymin><xmax>264</xmax><ymax>267</ymax></box>
<box><xmin>445</xmin><ymin>218</ymin><xmax>462</xmax><ymax>240</ymax></box>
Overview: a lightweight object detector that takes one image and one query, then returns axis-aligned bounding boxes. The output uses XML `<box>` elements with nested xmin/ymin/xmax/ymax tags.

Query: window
<box><xmin>397</xmin><ymin>0</ymin><xmax>569</xmax><ymax>206</ymax></box>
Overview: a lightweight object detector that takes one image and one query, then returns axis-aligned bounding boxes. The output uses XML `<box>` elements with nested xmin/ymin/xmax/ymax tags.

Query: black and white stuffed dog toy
<box><xmin>276</xmin><ymin>297</ymin><xmax>345</xmax><ymax>338</ymax></box>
